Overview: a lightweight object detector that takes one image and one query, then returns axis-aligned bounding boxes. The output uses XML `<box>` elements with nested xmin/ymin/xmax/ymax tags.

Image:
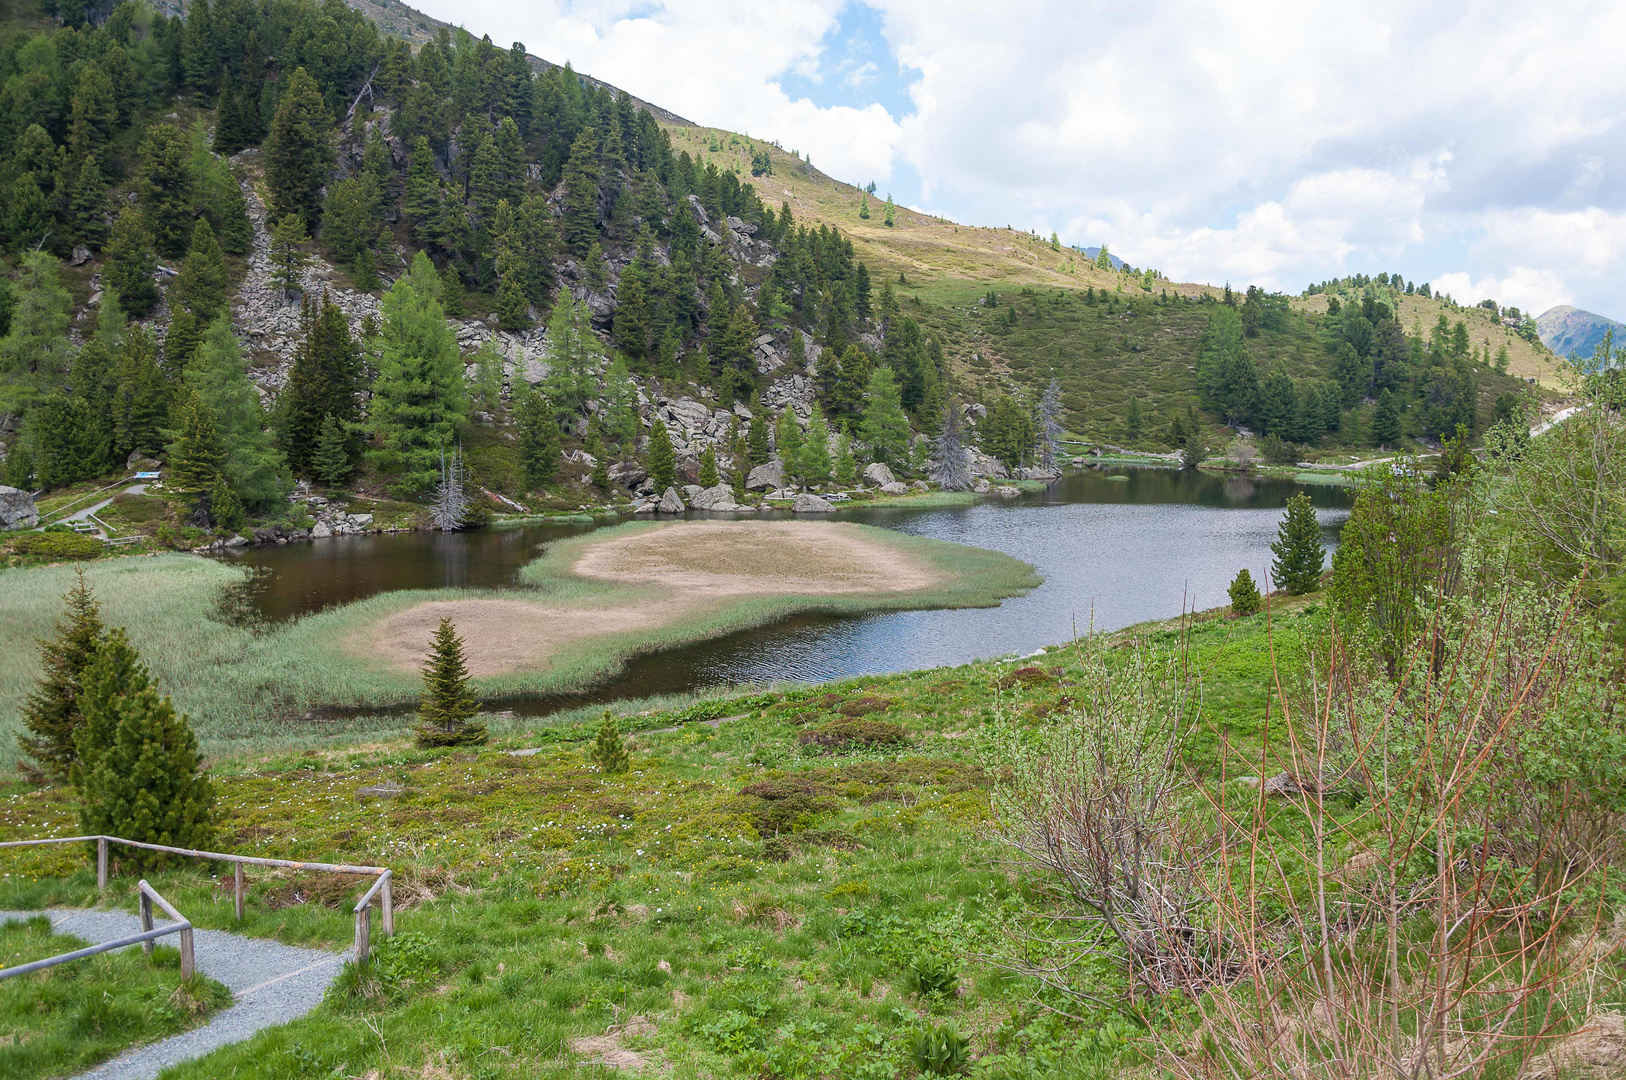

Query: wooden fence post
<box><xmin>97</xmin><ymin>838</ymin><xmax>107</xmax><ymax>890</ymax></box>
<box><xmin>354</xmin><ymin>906</ymin><xmax>370</xmax><ymax>966</ymax></box>
<box><xmin>234</xmin><ymin>863</ymin><xmax>244</xmax><ymax>922</ymax></box>
<box><xmin>381</xmin><ymin>873</ymin><xmax>394</xmax><ymax>938</ymax></box>
<box><xmin>138</xmin><ymin>890</ymin><xmax>154</xmax><ymax>955</ymax></box>
<box><xmin>178</xmin><ymin>925</ymin><xmax>194</xmax><ymax>979</ymax></box>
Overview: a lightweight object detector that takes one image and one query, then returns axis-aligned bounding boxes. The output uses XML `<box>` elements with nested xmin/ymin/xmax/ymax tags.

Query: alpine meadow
<box><xmin>0</xmin><ymin>1</ymin><xmax>1623</xmax><ymax>1079</ymax></box>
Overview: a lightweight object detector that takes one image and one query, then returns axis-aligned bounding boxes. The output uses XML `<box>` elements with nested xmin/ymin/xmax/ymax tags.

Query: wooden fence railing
<box><xmin>0</xmin><ymin>880</ymin><xmax>193</xmax><ymax>980</ymax></box>
<box><xmin>0</xmin><ymin>835</ymin><xmax>393</xmax><ymax>964</ymax></box>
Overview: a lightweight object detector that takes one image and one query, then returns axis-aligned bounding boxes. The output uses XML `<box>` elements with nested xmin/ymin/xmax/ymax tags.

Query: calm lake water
<box><xmin>226</xmin><ymin>467</ymin><xmax>1353</xmax><ymax>707</ymax></box>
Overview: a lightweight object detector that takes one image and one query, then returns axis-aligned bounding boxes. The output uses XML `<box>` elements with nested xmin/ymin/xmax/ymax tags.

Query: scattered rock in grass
<box><xmin>791</xmin><ymin>492</ymin><xmax>836</xmax><ymax>513</ymax></box>
<box><xmin>355</xmin><ymin>781</ymin><xmax>405</xmax><ymax>801</ymax></box>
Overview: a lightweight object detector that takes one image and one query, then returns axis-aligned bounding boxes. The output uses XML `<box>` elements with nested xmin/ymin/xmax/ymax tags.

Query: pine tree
<box><xmin>699</xmin><ymin>445</ymin><xmax>719</xmax><ymax>487</ymax></box>
<box><xmin>265</xmin><ymin>66</ymin><xmax>333</xmax><ymax>227</ymax></box>
<box><xmin>1228</xmin><ymin>569</ymin><xmax>1263</xmax><ymax>617</ymax></box>
<box><xmin>18</xmin><ymin>571</ymin><xmax>106</xmax><ymax>780</ymax></box>
<box><xmin>860</xmin><ymin>367</ymin><xmax>911</xmax><ymax>465</ymax></box>
<box><xmin>163</xmin><ymin>308</ymin><xmax>204</xmax><ymax>374</ymax></box>
<box><xmin>516</xmin><ymin>389</ymin><xmax>560</xmax><ymax>490</ymax></box>
<box><xmin>72</xmin><ymin>629</ymin><xmax>214</xmax><ymax>870</ymax></box>
<box><xmin>112</xmin><ymin>329</ymin><xmax>168</xmax><ymax>460</ymax></box>
<box><xmin>1270</xmin><ymin>493</ymin><xmax>1326</xmax><ymax>595</ymax></box>
<box><xmin>1371</xmin><ymin>390</ymin><xmax>1402</xmax><ymax>447</ymax></box>
<box><xmin>1126</xmin><ymin>395</ymin><xmax>1143</xmax><ymax>440</ymax></box>
<box><xmin>69</xmin><ymin>156</ymin><xmax>111</xmax><ymax>250</ymax></box>
<box><xmin>802</xmin><ymin>407</ymin><xmax>832</xmax><ymax>486</ymax></box>
<box><xmin>165</xmin><ymin>390</ymin><xmax>224</xmax><ymax>501</ymax></box>
<box><xmin>746</xmin><ymin>413</ymin><xmax>771</xmax><ymax>466</ymax></box>
<box><xmin>173</xmin><ymin>219</ymin><xmax>229</xmax><ymax>322</ymax></box>
<box><xmin>415</xmin><ymin>617</ymin><xmax>487</xmax><ymax>747</ymax></box>
<box><xmin>590</xmin><ymin>711</ymin><xmax>628</xmax><ymax>774</ymax></box>
<box><xmin>214</xmin><ymin>167</ymin><xmax>252</xmax><ymax>255</ymax></box>
<box><xmin>269</xmin><ymin>214</ymin><xmax>309</xmax><ymax>298</ymax></box>
<box><xmin>103</xmin><ymin>210</ymin><xmax>159</xmax><ymax>317</ymax></box>
<box><xmin>3</xmin><ymin>445</ymin><xmax>34</xmax><ymax>488</ymax></box>
<box><xmin>648</xmin><ymin>418</ymin><xmax>676</xmax><ymax>491</ymax></box>
<box><xmin>311</xmin><ymin>414</ymin><xmax>351</xmax><ymax>486</ymax></box>
<box><xmin>369</xmin><ymin>253</ymin><xmax>466</xmax><ymax>493</ymax></box>
<box><xmin>932</xmin><ymin>401</ymin><xmax>972</xmax><ymax>491</ymax></box>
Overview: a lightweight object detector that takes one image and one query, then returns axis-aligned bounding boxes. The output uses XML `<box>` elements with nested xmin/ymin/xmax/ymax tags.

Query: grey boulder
<box><xmin>862</xmin><ymin>462</ymin><xmax>897</xmax><ymax>487</ymax></box>
<box><xmin>657</xmin><ymin>487</ymin><xmax>687</xmax><ymax>514</ymax></box>
<box><xmin>690</xmin><ymin>484</ymin><xmax>743</xmax><ymax>511</ymax></box>
<box><xmin>878</xmin><ymin>481</ymin><xmax>908</xmax><ymax>495</ymax></box>
<box><xmin>0</xmin><ymin>485</ymin><xmax>39</xmax><ymax>530</ymax></box>
<box><xmin>791</xmin><ymin>493</ymin><xmax>836</xmax><ymax>514</ymax></box>
<box><xmin>746</xmin><ymin>460</ymin><xmax>785</xmax><ymax>492</ymax></box>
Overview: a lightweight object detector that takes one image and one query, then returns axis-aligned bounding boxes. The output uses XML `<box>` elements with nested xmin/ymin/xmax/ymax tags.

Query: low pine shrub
<box><xmin>796</xmin><ymin>719</ymin><xmax>908</xmax><ymax>753</ymax></box>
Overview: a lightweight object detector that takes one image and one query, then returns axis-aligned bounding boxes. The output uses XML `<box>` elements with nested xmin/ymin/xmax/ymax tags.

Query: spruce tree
<box><xmin>516</xmin><ymin>389</ymin><xmax>560</xmax><ymax>490</ymax></box>
<box><xmin>135</xmin><ymin>122</ymin><xmax>196</xmax><ymax>258</ymax></box>
<box><xmin>19</xmin><ymin>571</ymin><xmax>106</xmax><ymax>780</ymax></box>
<box><xmin>590</xmin><ymin>712</ymin><xmax>628</xmax><ymax>774</ymax></box>
<box><xmin>647</xmin><ymin>419</ymin><xmax>676</xmax><ymax>491</ymax></box>
<box><xmin>1228</xmin><ymin>569</ymin><xmax>1263</xmax><ymax>617</ymax></box>
<box><xmin>269</xmin><ymin>214</ymin><xmax>309</xmax><ymax>298</ymax></box>
<box><xmin>281</xmin><ymin>295</ymin><xmax>361</xmax><ymax>476</ymax></box>
<box><xmin>104</xmin><ymin>209</ymin><xmax>159</xmax><ymax>317</ymax></box>
<box><xmin>174</xmin><ymin>219</ymin><xmax>229</xmax><ymax>321</ymax></box>
<box><xmin>415</xmin><ymin>617</ymin><xmax>487</xmax><ymax>747</ymax></box>
<box><xmin>72</xmin><ymin>629</ymin><xmax>214</xmax><ymax>869</ymax></box>
<box><xmin>165</xmin><ymin>390</ymin><xmax>224</xmax><ymax>501</ymax></box>
<box><xmin>265</xmin><ymin>67</ymin><xmax>333</xmax><ymax>227</ymax></box>
<box><xmin>699</xmin><ymin>445</ymin><xmax>719</xmax><ymax>487</ymax></box>
<box><xmin>860</xmin><ymin>367</ymin><xmax>911</xmax><ymax>465</ymax></box>
<box><xmin>311</xmin><ymin>413</ymin><xmax>352</xmax><ymax>486</ymax></box>
<box><xmin>1371</xmin><ymin>390</ymin><xmax>1402</xmax><ymax>447</ymax></box>
<box><xmin>1270</xmin><ymin>493</ymin><xmax>1326</xmax><ymax>595</ymax></box>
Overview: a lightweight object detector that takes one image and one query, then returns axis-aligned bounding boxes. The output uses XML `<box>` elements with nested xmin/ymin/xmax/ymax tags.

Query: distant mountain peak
<box><xmin>1537</xmin><ymin>305</ymin><xmax>1626</xmax><ymax>361</ymax></box>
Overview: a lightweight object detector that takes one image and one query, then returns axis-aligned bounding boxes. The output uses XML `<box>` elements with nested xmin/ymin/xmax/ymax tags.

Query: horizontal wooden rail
<box><xmin>0</xmin><ymin>835</ymin><xmax>394</xmax><ymax>964</ymax></box>
<box><xmin>0</xmin><ymin>880</ymin><xmax>192</xmax><ymax>981</ymax></box>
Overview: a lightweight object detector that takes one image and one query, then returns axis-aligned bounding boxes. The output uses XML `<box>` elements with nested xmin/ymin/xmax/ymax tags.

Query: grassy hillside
<box><xmin>664</xmin><ymin>125</ymin><xmax>1565</xmax><ymax>439</ymax></box>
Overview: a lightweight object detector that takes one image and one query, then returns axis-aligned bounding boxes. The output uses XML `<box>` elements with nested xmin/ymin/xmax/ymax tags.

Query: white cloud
<box><xmin>1432</xmin><ymin>268</ymin><xmax>1571</xmax><ymax>316</ymax></box>
<box><xmin>403</xmin><ymin>0</ymin><xmax>1626</xmax><ymax>316</ymax></box>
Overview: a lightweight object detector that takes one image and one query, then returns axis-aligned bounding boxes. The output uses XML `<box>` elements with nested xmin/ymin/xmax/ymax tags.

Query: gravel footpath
<box><xmin>0</xmin><ymin>908</ymin><xmax>346</xmax><ymax>1080</ymax></box>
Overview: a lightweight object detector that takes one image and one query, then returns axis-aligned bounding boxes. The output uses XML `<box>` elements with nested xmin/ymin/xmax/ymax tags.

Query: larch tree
<box><xmin>861</xmin><ymin>367</ymin><xmax>911</xmax><ymax>465</ymax></box>
<box><xmin>186</xmin><ymin>318</ymin><xmax>287</xmax><ymax>509</ymax></box>
<box><xmin>368</xmin><ymin>252</ymin><xmax>466</xmax><ymax>493</ymax></box>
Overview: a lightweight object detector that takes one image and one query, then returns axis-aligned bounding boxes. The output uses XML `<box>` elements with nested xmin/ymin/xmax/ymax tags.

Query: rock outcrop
<box><xmin>862</xmin><ymin>462</ymin><xmax>897</xmax><ymax>487</ymax></box>
<box><xmin>0</xmin><ymin>485</ymin><xmax>39</xmax><ymax>530</ymax></box>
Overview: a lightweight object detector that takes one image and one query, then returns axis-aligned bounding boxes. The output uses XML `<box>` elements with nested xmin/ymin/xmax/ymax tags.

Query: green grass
<box><xmin>0</xmin><ymin>916</ymin><xmax>231</xmax><ymax>1079</ymax></box>
<box><xmin>0</xmin><ymin>594</ymin><xmax>1325</xmax><ymax>1079</ymax></box>
<box><xmin>0</xmin><ymin>524</ymin><xmax>1037</xmax><ymax>768</ymax></box>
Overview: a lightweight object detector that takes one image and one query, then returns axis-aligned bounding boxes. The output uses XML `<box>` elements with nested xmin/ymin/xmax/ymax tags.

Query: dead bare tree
<box><xmin>429</xmin><ymin>445</ymin><xmax>468</xmax><ymax>531</ymax></box>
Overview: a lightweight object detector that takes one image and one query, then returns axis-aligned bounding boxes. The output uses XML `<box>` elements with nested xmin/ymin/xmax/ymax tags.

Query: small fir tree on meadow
<box><xmin>699</xmin><ymin>446</ymin><xmax>719</xmax><ymax>487</ymax></box>
<box><xmin>1271</xmin><ymin>492</ymin><xmax>1326</xmax><ymax>595</ymax></box>
<box><xmin>590</xmin><ymin>712</ymin><xmax>629</xmax><ymax>774</ymax></box>
<box><xmin>312</xmin><ymin>414</ymin><xmax>352</xmax><ymax>486</ymax></box>
<box><xmin>884</xmin><ymin>194</ymin><xmax>895</xmax><ymax>227</ymax></box>
<box><xmin>858</xmin><ymin>194</ymin><xmax>870</xmax><ymax>220</ymax></box>
<box><xmin>1228</xmin><ymin>569</ymin><xmax>1263</xmax><ymax>617</ymax></box>
<box><xmin>647</xmin><ymin>419</ymin><xmax>676</xmax><ymax>491</ymax></box>
<box><xmin>19</xmin><ymin>571</ymin><xmax>106</xmax><ymax>780</ymax></box>
<box><xmin>415</xmin><ymin>618</ymin><xmax>487</xmax><ymax>747</ymax></box>
<box><xmin>73</xmin><ymin>629</ymin><xmax>214</xmax><ymax>869</ymax></box>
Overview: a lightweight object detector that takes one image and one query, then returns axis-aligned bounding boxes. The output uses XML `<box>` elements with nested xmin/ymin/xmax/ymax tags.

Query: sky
<box><xmin>406</xmin><ymin>0</ymin><xmax>1626</xmax><ymax>320</ymax></box>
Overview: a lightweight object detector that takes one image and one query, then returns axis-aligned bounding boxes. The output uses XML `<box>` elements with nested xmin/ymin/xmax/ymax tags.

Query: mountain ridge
<box><xmin>1537</xmin><ymin>304</ymin><xmax>1626</xmax><ymax>362</ymax></box>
